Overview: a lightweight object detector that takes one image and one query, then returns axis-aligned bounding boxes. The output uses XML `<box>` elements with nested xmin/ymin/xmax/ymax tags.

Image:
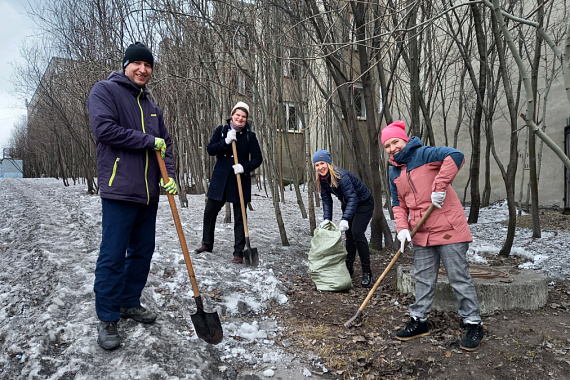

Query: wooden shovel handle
<box><xmin>356</xmin><ymin>204</ymin><xmax>435</xmax><ymax>312</ymax></box>
<box><xmin>231</xmin><ymin>140</ymin><xmax>250</xmax><ymax>238</ymax></box>
<box><xmin>155</xmin><ymin>150</ymin><xmax>201</xmax><ymax>298</ymax></box>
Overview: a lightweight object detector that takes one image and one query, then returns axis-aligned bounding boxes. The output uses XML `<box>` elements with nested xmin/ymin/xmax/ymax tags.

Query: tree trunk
<box><xmin>407</xmin><ymin>0</ymin><xmax>421</xmax><ymax>138</ymax></box>
<box><xmin>490</xmin><ymin>2</ymin><xmax>520</xmax><ymax>257</ymax></box>
<box><xmin>351</xmin><ymin>0</ymin><xmax>392</xmax><ymax>249</ymax></box>
<box><xmin>467</xmin><ymin>1</ymin><xmax>487</xmax><ymax>224</ymax></box>
<box><xmin>528</xmin><ymin>1</ymin><xmax>543</xmax><ymax>238</ymax></box>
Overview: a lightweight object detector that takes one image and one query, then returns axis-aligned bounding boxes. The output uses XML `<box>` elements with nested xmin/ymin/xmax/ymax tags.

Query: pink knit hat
<box><xmin>381</xmin><ymin>120</ymin><xmax>409</xmax><ymax>145</ymax></box>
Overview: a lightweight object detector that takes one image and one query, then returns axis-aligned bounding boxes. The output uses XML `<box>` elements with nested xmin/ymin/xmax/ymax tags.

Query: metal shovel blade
<box><xmin>190</xmin><ymin>296</ymin><xmax>223</xmax><ymax>344</ymax></box>
<box><xmin>243</xmin><ymin>238</ymin><xmax>259</xmax><ymax>267</ymax></box>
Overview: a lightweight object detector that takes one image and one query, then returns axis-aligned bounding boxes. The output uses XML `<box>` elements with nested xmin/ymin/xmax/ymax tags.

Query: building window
<box><xmin>234</xmin><ymin>27</ymin><xmax>250</xmax><ymax>50</ymax></box>
<box><xmin>283</xmin><ymin>48</ymin><xmax>299</xmax><ymax>79</ymax></box>
<box><xmin>235</xmin><ymin>71</ymin><xmax>252</xmax><ymax>98</ymax></box>
<box><xmin>353</xmin><ymin>86</ymin><xmax>366</xmax><ymax>120</ymax></box>
<box><xmin>237</xmin><ymin>72</ymin><xmax>247</xmax><ymax>95</ymax></box>
<box><xmin>285</xmin><ymin>103</ymin><xmax>300</xmax><ymax>132</ymax></box>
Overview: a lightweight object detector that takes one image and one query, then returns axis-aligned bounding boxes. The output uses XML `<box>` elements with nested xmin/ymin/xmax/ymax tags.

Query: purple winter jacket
<box><xmin>88</xmin><ymin>71</ymin><xmax>175</xmax><ymax>205</ymax></box>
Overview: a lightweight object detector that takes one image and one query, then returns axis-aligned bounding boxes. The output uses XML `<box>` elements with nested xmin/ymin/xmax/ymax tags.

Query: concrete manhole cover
<box><xmin>398</xmin><ymin>264</ymin><xmax>548</xmax><ymax>312</ymax></box>
<box><xmin>439</xmin><ymin>265</ymin><xmax>509</xmax><ymax>278</ymax></box>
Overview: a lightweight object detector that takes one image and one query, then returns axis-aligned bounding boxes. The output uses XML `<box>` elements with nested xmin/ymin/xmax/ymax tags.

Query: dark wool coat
<box><xmin>88</xmin><ymin>71</ymin><xmax>176</xmax><ymax>205</ymax></box>
<box><xmin>206</xmin><ymin>121</ymin><xmax>263</xmax><ymax>203</ymax></box>
<box><xmin>319</xmin><ymin>167</ymin><xmax>373</xmax><ymax>222</ymax></box>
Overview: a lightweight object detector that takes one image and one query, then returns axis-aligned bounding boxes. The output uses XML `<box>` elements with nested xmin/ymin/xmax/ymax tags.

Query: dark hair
<box><xmin>231</xmin><ymin>107</ymin><xmax>248</xmax><ymax>117</ymax></box>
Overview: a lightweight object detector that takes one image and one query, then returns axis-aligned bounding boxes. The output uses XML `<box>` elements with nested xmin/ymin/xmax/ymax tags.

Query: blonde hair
<box><xmin>315</xmin><ymin>163</ymin><xmax>340</xmax><ymax>192</ymax></box>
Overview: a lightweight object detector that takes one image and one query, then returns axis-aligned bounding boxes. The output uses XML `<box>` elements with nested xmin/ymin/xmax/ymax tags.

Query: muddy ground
<box><xmin>271</xmin><ymin>214</ymin><xmax>570</xmax><ymax>380</ymax></box>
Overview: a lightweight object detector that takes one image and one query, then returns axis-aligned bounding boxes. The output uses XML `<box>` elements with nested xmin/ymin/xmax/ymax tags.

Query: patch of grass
<box><xmin>500</xmin><ymin>212</ymin><xmax>570</xmax><ymax>231</ymax></box>
<box><xmin>294</xmin><ymin>323</ymin><xmax>332</xmax><ymax>342</ymax></box>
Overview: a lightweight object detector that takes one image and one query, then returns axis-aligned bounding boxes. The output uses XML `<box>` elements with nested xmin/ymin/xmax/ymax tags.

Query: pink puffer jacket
<box><xmin>388</xmin><ymin>137</ymin><xmax>472</xmax><ymax>247</ymax></box>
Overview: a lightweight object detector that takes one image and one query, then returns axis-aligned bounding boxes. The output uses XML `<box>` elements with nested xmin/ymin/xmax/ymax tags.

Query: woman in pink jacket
<box><xmin>381</xmin><ymin>120</ymin><xmax>484</xmax><ymax>352</ymax></box>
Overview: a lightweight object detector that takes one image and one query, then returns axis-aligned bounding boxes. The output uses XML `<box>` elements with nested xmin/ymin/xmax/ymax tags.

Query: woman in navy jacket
<box><xmin>195</xmin><ymin>102</ymin><xmax>263</xmax><ymax>263</ymax></box>
<box><xmin>313</xmin><ymin>149</ymin><xmax>374</xmax><ymax>287</ymax></box>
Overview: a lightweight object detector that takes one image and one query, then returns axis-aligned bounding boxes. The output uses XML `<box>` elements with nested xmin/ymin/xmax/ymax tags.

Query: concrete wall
<box><xmin>389</xmin><ymin>80</ymin><xmax>569</xmax><ymax>209</ymax></box>
<box><xmin>449</xmin><ymin>79</ymin><xmax>568</xmax><ymax>209</ymax></box>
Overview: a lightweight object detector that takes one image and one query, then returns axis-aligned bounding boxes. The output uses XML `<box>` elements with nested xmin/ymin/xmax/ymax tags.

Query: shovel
<box><xmin>344</xmin><ymin>204</ymin><xmax>435</xmax><ymax>328</ymax></box>
<box><xmin>155</xmin><ymin>151</ymin><xmax>223</xmax><ymax>344</ymax></box>
<box><xmin>231</xmin><ymin>140</ymin><xmax>259</xmax><ymax>267</ymax></box>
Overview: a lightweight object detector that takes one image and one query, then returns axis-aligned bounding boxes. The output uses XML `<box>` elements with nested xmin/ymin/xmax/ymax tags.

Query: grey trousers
<box><xmin>410</xmin><ymin>242</ymin><xmax>481</xmax><ymax>324</ymax></box>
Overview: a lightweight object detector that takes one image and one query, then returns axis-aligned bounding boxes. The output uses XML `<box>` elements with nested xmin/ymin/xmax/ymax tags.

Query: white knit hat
<box><xmin>231</xmin><ymin>101</ymin><xmax>250</xmax><ymax>116</ymax></box>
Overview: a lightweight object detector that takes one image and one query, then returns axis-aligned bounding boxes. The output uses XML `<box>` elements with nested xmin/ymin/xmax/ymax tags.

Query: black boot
<box><xmin>345</xmin><ymin>260</ymin><xmax>354</xmax><ymax>278</ymax></box>
<box><xmin>361</xmin><ymin>267</ymin><xmax>373</xmax><ymax>288</ymax></box>
<box><xmin>396</xmin><ymin>317</ymin><xmax>430</xmax><ymax>341</ymax></box>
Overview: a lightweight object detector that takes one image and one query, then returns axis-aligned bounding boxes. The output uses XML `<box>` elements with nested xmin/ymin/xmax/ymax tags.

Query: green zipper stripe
<box><xmin>108</xmin><ymin>158</ymin><xmax>120</xmax><ymax>186</ymax></box>
<box><xmin>137</xmin><ymin>90</ymin><xmax>150</xmax><ymax>205</ymax></box>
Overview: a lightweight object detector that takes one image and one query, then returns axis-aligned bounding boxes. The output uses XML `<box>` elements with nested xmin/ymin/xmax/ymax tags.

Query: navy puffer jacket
<box><xmin>88</xmin><ymin>71</ymin><xmax>175</xmax><ymax>205</ymax></box>
<box><xmin>319</xmin><ymin>167</ymin><xmax>373</xmax><ymax>221</ymax></box>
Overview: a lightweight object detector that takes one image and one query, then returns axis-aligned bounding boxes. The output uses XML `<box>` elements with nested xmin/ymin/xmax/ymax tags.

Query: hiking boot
<box><xmin>395</xmin><ymin>317</ymin><xmax>430</xmax><ymax>341</ymax></box>
<box><xmin>460</xmin><ymin>322</ymin><xmax>485</xmax><ymax>351</ymax></box>
<box><xmin>346</xmin><ymin>261</ymin><xmax>354</xmax><ymax>278</ymax></box>
<box><xmin>232</xmin><ymin>255</ymin><xmax>243</xmax><ymax>264</ymax></box>
<box><xmin>120</xmin><ymin>306</ymin><xmax>157</xmax><ymax>323</ymax></box>
<box><xmin>361</xmin><ymin>268</ymin><xmax>373</xmax><ymax>288</ymax></box>
<box><xmin>97</xmin><ymin>321</ymin><xmax>120</xmax><ymax>350</ymax></box>
<box><xmin>195</xmin><ymin>244</ymin><xmax>213</xmax><ymax>254</ymax></box>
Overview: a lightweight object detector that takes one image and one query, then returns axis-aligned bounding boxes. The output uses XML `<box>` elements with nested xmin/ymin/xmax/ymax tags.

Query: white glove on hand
<box><xmin>397</xmin><ymin>229</ymin><xmax>412</xmax><ymax>252</ymax></box>
<box><xmin>225</xmin><ymin>129</ymin><xmax>237</xmax><ymax>145</ymax></box>
<box><xmin>232</xmin><ymin>164</ymin><xmax>244</xmax><ymax>174</ymax></box>
<box><xmin>339</xmin><ymin>219</ymin><xmax>349</xmax><ymax>232</ymax></box>
<box><xmin>319</xmin><ymin>219</ymin><xmax>330</xmax><ymax>228</ymax></box>
<box><xmin>431</xmin><ymin>191</ymin><xmax>446</xmax><ymax>209</ymax></box>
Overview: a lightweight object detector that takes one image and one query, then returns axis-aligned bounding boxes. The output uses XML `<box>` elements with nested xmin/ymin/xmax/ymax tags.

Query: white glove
<box><xmin>397</xmin><ymin>229</ymin><xmax>412</xmax><ymax>252</ymax></box>
<box><xmin>319</xmin><ymin>219</ymin><xmax>330</xmax><ymax>228</ymax></box>
<box><xmin>339</xmin><ymin>219</ymin><xmax>349</xmax><ymax>232</ymax></box>
<box><xmin>232</xmin><ymin>164</ymin><xmax>244</xmax><ymax>174</ymax></box>
<box><xmin>431</xmin><ymin>191</ymin><xmax>446</xmax><ymax>209</ymax></box>
<box><xmin>225</xmin><ymin>128</ymin><xmax>237</xmax><ymax>145</ymax></box>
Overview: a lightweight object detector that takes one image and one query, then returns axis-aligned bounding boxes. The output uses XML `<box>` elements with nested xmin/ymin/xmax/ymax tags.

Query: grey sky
<box><xmin>0</xmin><ymin>0</ymin><xmax>35</xmax><ymax>152</ymax></box>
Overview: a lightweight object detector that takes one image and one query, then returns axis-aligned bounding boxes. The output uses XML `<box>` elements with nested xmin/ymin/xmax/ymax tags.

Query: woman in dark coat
<box><xmin>195</xmin><ymin>102</ymin><xmax>263</xmax><ymax>263</ymax></box>
<box><xmin>313</xmin><ymin>149</ymin><xmax>375</xmax><ymax>287</ymax></box>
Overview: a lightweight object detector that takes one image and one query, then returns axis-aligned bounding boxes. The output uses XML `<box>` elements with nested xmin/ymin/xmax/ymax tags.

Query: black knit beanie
<box><xmin>122</xmin><ymin>42</ymin><xmax>154</xmax><ymax>69</ymax></box>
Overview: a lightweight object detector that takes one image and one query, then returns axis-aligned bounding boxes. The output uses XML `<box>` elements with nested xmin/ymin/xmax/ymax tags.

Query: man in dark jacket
<box><xmin>87</xmin><ymin>42</ymin><xmax>177</xmax><ymax>350</ymax></box>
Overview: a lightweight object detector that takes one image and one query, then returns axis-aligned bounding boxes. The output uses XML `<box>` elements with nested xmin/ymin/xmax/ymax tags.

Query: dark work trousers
<box><xmin>94</xmin><ymin>198</ymin><xmax>158</xmax><ymax>322</ymax></box>
<box><xmin>201</xmin><ymin>195</ymin><xmax>245</xmax><ymax>257</ymax></box>
<box><xmin>344</xmin><ymin>197</ymin><xmax>374</xmax><ymax>270</ymax></box>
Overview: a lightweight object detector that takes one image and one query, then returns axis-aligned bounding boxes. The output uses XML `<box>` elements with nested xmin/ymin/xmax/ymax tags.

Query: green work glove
<box><xmin>154</xmin><ymin>137</ymin><xmax>166</xmax><ymax>158</ymax></box>
<box><xmin>160</xmin><ymin>177</ymin><xmax>178</xmax><ymax>195</ymax></box>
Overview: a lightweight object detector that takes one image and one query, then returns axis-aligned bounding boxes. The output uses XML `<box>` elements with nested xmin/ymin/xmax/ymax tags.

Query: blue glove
<box><xmin>160</xmin><ymin>177</ymin><xmax>177</xmax><ymax>195</ymax></box>
<box><xmin>154</xmin><ymin>137</ymin><xmax>166</xmax><ymax>158</ymax></box>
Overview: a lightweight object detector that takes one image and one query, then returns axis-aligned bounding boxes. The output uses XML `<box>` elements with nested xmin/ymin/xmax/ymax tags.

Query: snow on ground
<box><xmin>465</xmin><ymin>200</ymin><xmax>570</xmax><ymax>280</ymax></box>
<box><xmin>0</xmin><ymin>178</ymin><xmax>568</xmax><ymax>379</ymax></box>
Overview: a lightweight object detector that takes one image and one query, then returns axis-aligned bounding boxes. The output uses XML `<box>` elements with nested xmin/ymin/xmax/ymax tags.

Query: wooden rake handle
<box><xmin>155</xmin><ymin>150</ymin><xmax>201</xmax><ymax>298</ymax></box>
<box><xmin>231</xmin><ymin>140</ymin><xmax>250</xmax><ymax>238</ymax></box>
<box><xmin>357</xmin><ymin>204</ymin><xmax>435</xmax><ymax>313</ymax></box>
